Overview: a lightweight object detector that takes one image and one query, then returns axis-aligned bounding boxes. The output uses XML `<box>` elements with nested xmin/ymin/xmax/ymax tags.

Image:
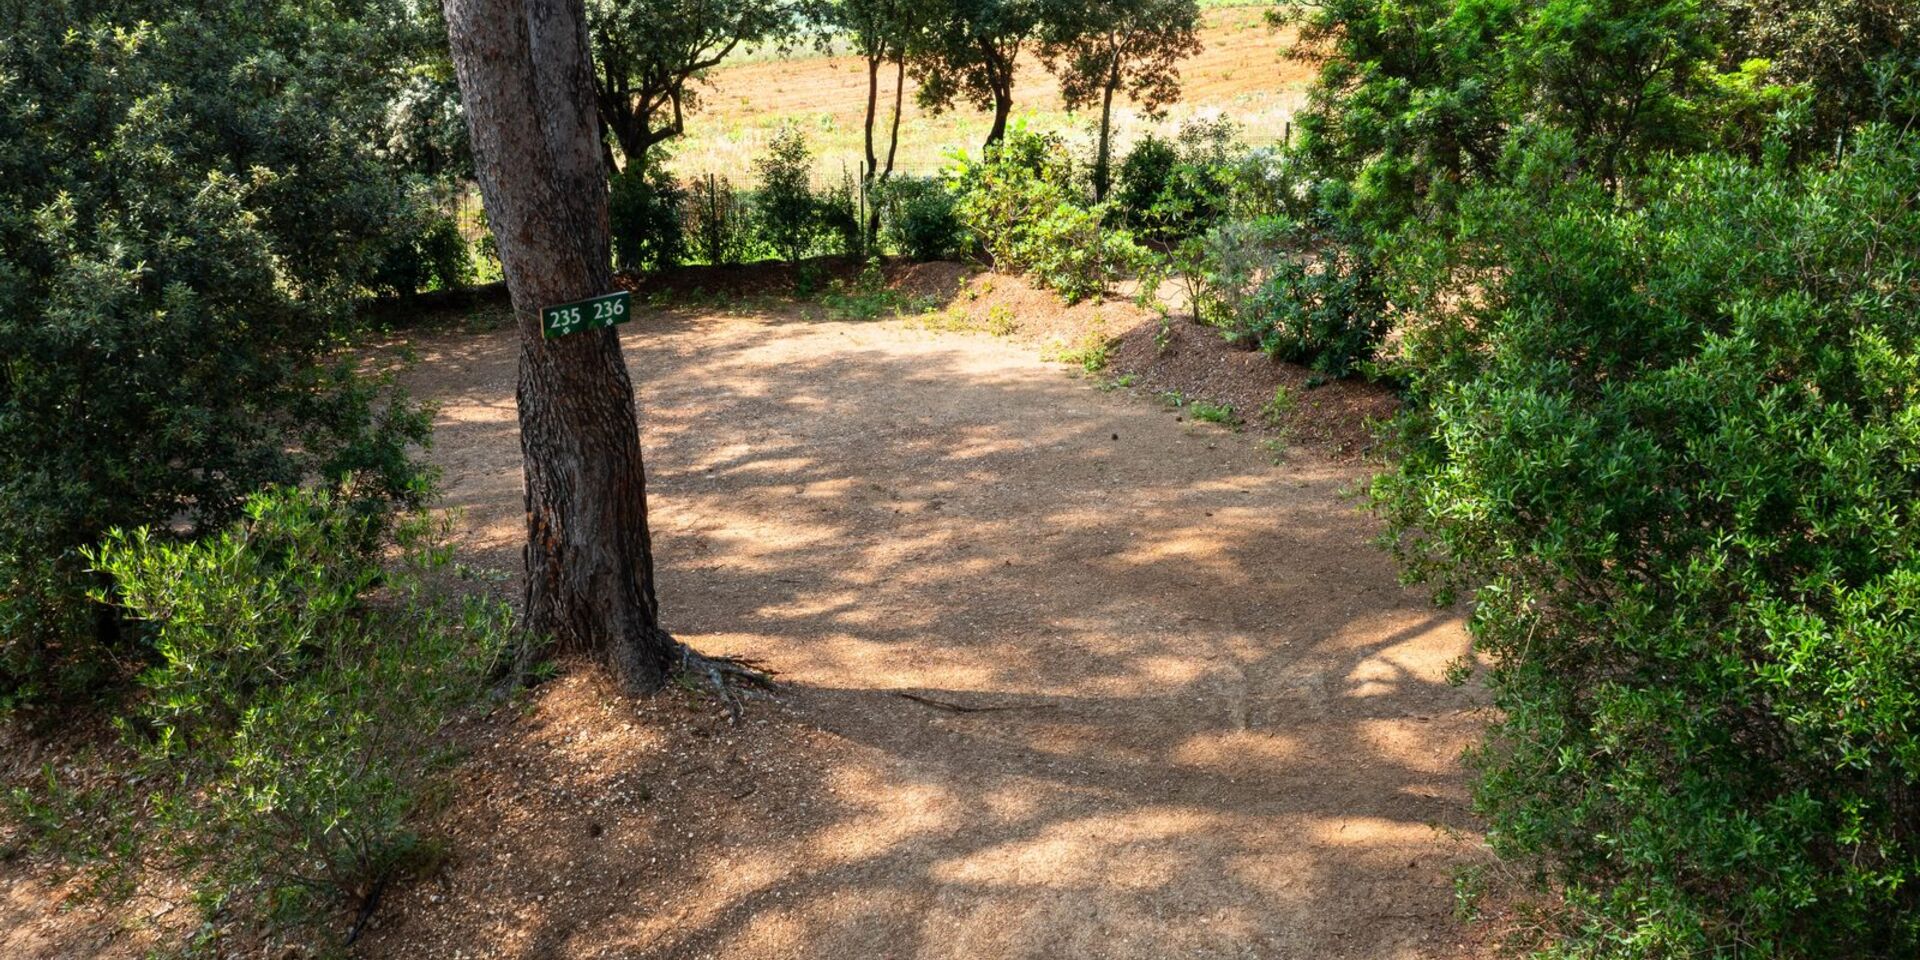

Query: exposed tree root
<box><xmin>674</xmin><ymin>643</ymin><xmax>776</xmax><ymax>721</ymax></box>
<box><xmin>892</xmin><ymin>691</ymin><xmax>1057</xmax><ymax>714</ymax></box>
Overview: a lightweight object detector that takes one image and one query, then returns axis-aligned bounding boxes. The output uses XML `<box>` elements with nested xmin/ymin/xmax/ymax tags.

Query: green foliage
<box><xmin>1273</xmin><ymin>0</ymin><xmax>1900</xmax><ymax>235</ymax></box>
<box><xmin>78</xmin><ymin>486</ymin><xmax>512</xmax><ymax>938</ymax></box>
<box><xmin>684</xmin><ymin>172</ymin><xmax>753</xmax><ymax>265</ymax></box>
<box><xmin>819</xmin><ymin>262</ymin><xmax>937</xmax><ymax>319</ymax></box>
<box><xmin>1373</xmin><ymin>126</ymin><xmax>1920</xmax><ymax>958</ymax></box>
<box><xmin>1028</xmin><ymin>202</ymin><xmax>1151</xmax><ymax>303</ymax></box>
<box><xmin>587</xmin><ymin>0</ymin><xmax>793</xmax><ymax>169</ymax></box>
<box><xmin>1037</xmin><ymin>0</ymin><xmax>1202</xmax><ymax>198</ymax></box>
<box><xmin>817</xmin><ymin>170</ymin><xmax>871</xmax><ymax>260</ymax></box>
<box><xmin>1180</xmin><ymin>188</ymin><xmax>1385</xmax><ymax>377</ymax></box>
<box><xmin>1260</xmin><ymin>384</ymin><xmax>1295</xmax><ymax>426</ymax></box>
<box><xmin>0</xmin><ymin>1</ymin><xmax>439</xmax><ymax>705</ymax></box>
<box><xmin>754</xmin><ymin>126</ymin><xmax>822</xmax><ymax>263</ymax></box>
<box><xmin>913</xmin><ymin>0</ymin><xmax>1041</xmax><ymax>140</ymax></box>
<box><xmin>610</xmin><ymin>163</ymin><xmax>688</xmax><ymax>272</ymax></box>
<box><xmin>1115</xmin><ymin>134</ymin><xmax>1179</xmax><ymax>224</ymax></box>
<box><xmin>1044</xmin><ymin>329</ymin><xmax>1116</xmax><ymax>372</ymax></box>
<box><xmin>372</xmin><ymin>206</ymin><xmax>476</xmax><ymax>297</ymax></box>
<box><xmin>1187</xmin><ymin>399</ymin><xmax>1236</xmax><ymax>426</ymax></box>
<box><xmin>878</xmin><ymin>175</ymin><xmax>966</xmax><ymax>260</ymax></box>
<box><xmin>1723</xmin><ymin>0</ymin><xmax>1918</xmax><ymax>139</ymax></box>
<box><xmin>1248</xmin><ymin>220</ymin><xmax>1386</xmax><ymax>378</ymax></box>
<box><xmin>1116</xmin><ymin>120</ymin><xmax>1249</xmax><ymax>240</ymax></box>
<box><xmin>950</xmin><ymin>128</ymin><xmax>1149</xmax><ymax>302</ymax></box>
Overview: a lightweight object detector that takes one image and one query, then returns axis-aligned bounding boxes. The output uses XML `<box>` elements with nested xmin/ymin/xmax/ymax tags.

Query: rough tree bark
<box><xmin>443</xmin><ymin>0</ymin><xmax>765</xmax><ymax>699</ymax></box>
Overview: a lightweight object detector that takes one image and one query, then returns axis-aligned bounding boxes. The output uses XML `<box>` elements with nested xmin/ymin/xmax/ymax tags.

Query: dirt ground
<box><xmin>343</xmin><ymin>285</ymin><xmax>1492</xmax><ymax>958</ymax></box>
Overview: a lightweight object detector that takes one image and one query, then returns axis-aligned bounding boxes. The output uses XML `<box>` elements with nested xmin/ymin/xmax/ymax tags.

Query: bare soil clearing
<box><xmin>359</xmin><ymin>290</ymin><xmax>1489</xmax><ymax>958</ymax></box>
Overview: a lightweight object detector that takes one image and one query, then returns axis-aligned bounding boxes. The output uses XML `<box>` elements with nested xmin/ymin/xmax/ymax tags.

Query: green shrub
<box><xmin>950</xmin><ymin>127</ymin><xmax>1080</xmax><ymax>269</ymax></box>
<box><xmin>0</xmin><ymin>7</ymin><xmax>436</xmax><ymax>705</ymax></box>
<box><xmin>878</xmin><ymin>175</ymin><xmax>964</xmax><ymax>261</ymax></box>
<box><xmin>609</xmin><ymin>163</ymin><xmax>686</xmax><ymax>272</ymax></box>
<box><xmin>372</xmin><ymin>209</ymin><xmax>475</xmax><ymax>297</ymax></box>
<box><xmin>1373</xmin><ymin>125</ymin><xmax>1920</xmax><ymax>957</ymax></box>
<box><xmin>951</xmin><ymin>127</ymin><xmax>1147</xmax><ymax>302</ymax></box>
<box><xmin>1116</xmin><ymin>121</ymin><xmax>1245</xmax><ymax>243</ymax></box>
<box><xmin>1188</xmin><ymin>206</ymin><xmax>1385</xmax><ymax>377</ymax></box>
<box><xmin>1249</xmin><ymin>223</ymin><xmax>1386</xmax><ymax>378</ymax></box>
<box><xmin>753</xmin><ymin>125</ymin><xmax>820</xmax><ymax>263</ymax></box>
<box><xmin>1026</xmin><ymin>201</ymin><xmax>1151</xmax><ymax>304</ymax></box>
<box><xmin>1115</xmin><ymin>134</ymin><xmax>1178</xmax><ymax>225</ymax></box>
<box><xmin>684</xmin><ymin>172</ymin><xmax>752</xmax><ymax>265</ymax></box>
<box><xmin>87</xmin><ymin>486</ymin><xmax>512</xmax><ymax>938</ymax></box>
<box><xmin>816</xmin><ymin>170</ymin><xmax>869</xmax><ymax>261</ymax></box>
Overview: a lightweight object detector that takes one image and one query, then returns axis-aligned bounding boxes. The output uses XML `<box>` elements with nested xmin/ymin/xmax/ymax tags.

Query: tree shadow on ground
<box><xmin>367</xmin><ymin>297</ymin><xmax>1489</xmax><ymax>960</ymax></box>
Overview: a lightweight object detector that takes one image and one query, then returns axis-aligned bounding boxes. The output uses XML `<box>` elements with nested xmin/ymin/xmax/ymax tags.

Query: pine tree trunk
<box><xmin>443</xmin><ymin>0</ymin><xmax>676</xmax><ymax>691</ymax></box>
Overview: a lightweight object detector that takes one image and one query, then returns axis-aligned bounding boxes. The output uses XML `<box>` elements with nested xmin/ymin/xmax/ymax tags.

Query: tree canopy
<box><xmin>586</xmin><ymin>0</ymin><xmax>794</xmax><ymax>171</ymax></box>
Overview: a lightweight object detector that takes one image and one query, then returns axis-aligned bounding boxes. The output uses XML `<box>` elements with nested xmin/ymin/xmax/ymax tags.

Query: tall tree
<box><xmin>814</xmin><ymin>0</ymin><xmax>914</xmax><ymax>236</ymax></box>
<box><xmin>443</xmin><ymin>0</ymin><xmax>762</xmax><ymax>696</ymax></box>
<box><xmin>585</xmin><ymin>0</ymin><xmax>792</xmax><ymax>173</ymax></box>
<box><xmin>1040</xmin><ymin>0</ymin><xmax>1200</xmax><ymax>200</ymax></box>
<box><xmin>913</xmin><ymin>0</ymin><xmax>1041</xmax><ymax>147</ymax></box>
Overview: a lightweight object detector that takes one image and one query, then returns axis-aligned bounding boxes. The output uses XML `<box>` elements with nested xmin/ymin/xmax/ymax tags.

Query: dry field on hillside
<box><xmin>665</xmin><ymin>6</ymin><xmax>1317</xmax><ymax>182</ymax></box>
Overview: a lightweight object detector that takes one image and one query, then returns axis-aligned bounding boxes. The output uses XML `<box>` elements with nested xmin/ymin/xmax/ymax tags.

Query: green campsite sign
<box><xmin>542</xmin><ymin>290</ymin><xmax>631</xmax><ymax>338</ymax></box>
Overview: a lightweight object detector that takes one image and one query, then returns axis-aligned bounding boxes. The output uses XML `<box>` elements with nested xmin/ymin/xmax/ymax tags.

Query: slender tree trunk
<box><xmin>986</xmin><ymin>87</ymin><xmax>1012</xmax><ymax>147</ymax></box>
<box><xmin>599</xmin><ymin>119</ymin><xmax>622</xmax><ymax>176</ymax></box>
<box><xmin>861</xmin><ymin>53</ymin><xmax>883</xmax><ymax>246</ymax></box>
<box><xmin>884</xmin><ymin>55</ymin><xmax>905</xmax><ymax>178</ymax></box>
<box><xmin>1093</xmin><ymin>68</ymin><xmax>1118</xmax><ymax>201</ymax></box>
<box><xmin>868</xmin><ymin>53</ymin><xmax>907</xmax><ymax>242</ymax></box>
<box><xmin>863</xmin><ymin>54</ymin><xmax>881</xmax><ymax>185</ymax></box>
<box><xmin>443</xmin><ymin>0</ymin><xmax>677</xmax><ymax>691</ymax></box>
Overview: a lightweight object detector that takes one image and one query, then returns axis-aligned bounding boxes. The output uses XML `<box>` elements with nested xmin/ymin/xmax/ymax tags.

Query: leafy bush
<box><xmin>1373</xmin><ymin>125</ymin><xmax>1920</xmax><ymax>957</ymax></box>
<box><xmin>949</xmin><ymin>127</ymin><xmax>1079</xmax><ymax>268</ymax></box>
<box><xmin>609</xmin><ymin>163</ymin><xmax>687</xmax><ymax>272</ymax></box>
<box><xmin>1026</xmin><ymin>201</ymin><xmax>1151</xmax><ymax>304</ymax></box>
<box><xmin>1726</xmin><ymin>0</ymin><xmax>1919</xmax><ymax>138</ymax></box>
<box><xmin>817</xmin><ymin>170</ymin><xmax>869</xmax><ymax>261</ymax></box>
<box><xmin>1117</xmin><ymin>121</ymin><xmax>1245</xmax><ymax>242</ymax></box>
<box><xmin>878</xmin><ymin>175</ymin><xmax>965</xmax><ymax>261</ymax></box>
<box><xmin>684</xmin><ymin>172</ymin><xmax>752</xmax><ymax>265</ymax></box>
<box><xmin>1115</xmin><ymin>134</ymin><xmax>1178</xmax><ymax>225</ymax></box>
<box><xmin>1275</xmin><ymin>0</ymin><xmax>1879</xmax><ymax>235</ymax></box>
<box><xmin>372</xmin><ymin>207</ymin><xmax>475</xmax><ymax>297</ymax></box>
<box><xmin>753</xmin><ymin>125</ymin><xmax>820</xmax><ymax>263</ymax></box>
<box><xmin>83</xmin><ymin>486</ymin><xmax>512</xmax><ymax>938</ymax></box>
<box><xmin>0</xmin><ymin>6</ymin><xmax>437</xmax><ymax>705</ymax></box>
<box><xmin>951</xmin><ymin>127</ymin><xmax>1148</xmax><ymax>302</ymax></box>
<box><xmin>1246</xmin><ymin>220</ymin><xmax>1386</xmax><ymax>378</ymax></box>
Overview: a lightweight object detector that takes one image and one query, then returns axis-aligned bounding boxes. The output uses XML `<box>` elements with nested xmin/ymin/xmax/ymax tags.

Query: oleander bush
<box><xmin>951</xmin><ymin>127</ymin><xmax>1148</xmax><ymax>302</ymax></box>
